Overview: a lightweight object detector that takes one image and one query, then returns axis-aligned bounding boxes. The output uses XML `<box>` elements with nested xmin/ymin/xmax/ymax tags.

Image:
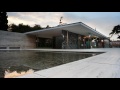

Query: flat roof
<box><xmin>25</xmin><ymin>22</ymin><xmax>108</xmax><ymax>39</ymax></box>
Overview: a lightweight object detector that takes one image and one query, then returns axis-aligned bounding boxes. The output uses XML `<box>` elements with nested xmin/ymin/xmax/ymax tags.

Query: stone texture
<box><xmin>15</xmin><ymin>73</ymin><xmax>46</xmax><ymax>78</ymax></box>
<box><xmin>62</xmin><ymin>30</ymin><xmax>78</xmax><ymax>49</ymax></box>
<box><xmin>0</xmin><ymin>30</ymin><xmax>36</xmax><ymax>49</ymax></box>
<box><xmin>68</xmin><ymin>31</ymin><xmax>78</xmax><ymax>49</ymax></box>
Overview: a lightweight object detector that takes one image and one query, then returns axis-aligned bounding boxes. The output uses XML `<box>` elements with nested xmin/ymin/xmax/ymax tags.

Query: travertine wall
<box><xmin>0</xmin><ymin>30</ymin><xmax>36</xmax><ymax>49</ymax></box>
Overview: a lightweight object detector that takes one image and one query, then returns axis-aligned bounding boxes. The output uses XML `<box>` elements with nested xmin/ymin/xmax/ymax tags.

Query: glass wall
<box><xmin>36</xmin><ymin>37</ymin><xmax>53</xmax><ymax>48</ymax></box>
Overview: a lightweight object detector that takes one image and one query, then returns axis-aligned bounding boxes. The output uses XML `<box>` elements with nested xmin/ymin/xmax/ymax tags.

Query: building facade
<box><xmin>110</xmin><ymin>41</ymin><xmax>120</xmax><ymax>48</ymax></box>
<box><xmin>0</xmin><ymin>22</ymin><xmax>110</xmax><ymax>49</ymax></box>
<box><xmin>0</xmin><ymin>30</ymin><xmax>36</xmax><ymax>49</ymax></box>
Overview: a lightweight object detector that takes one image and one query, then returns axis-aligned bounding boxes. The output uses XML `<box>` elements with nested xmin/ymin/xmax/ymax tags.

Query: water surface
<box><xmin>0</xmin><ymin>50</ymin><xmax>102</xmax><ymax>78</ymax></box>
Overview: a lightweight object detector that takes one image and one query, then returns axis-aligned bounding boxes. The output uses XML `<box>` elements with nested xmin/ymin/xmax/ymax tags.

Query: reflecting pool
<box><xmin>0</xmin><ymin>50</ymin><xmax>103</xmax><ymax>78</ymax></box>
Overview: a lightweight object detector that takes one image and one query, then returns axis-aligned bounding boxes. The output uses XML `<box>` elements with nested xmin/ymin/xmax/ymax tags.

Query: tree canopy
<box><xmin>46</xmin><ymin>25</ymin><xmax>50</xmax><ymax>28</ymax></box>
<box><xmin>0</xmin><ymin>12</ymin><xmax>51</xmax><ymax>33</ymax></box>
<box><xmin>110</xmin><ymin>25</ymin><xmax>120</xmax><ymax>39</ymax></box>
<box><xmin>8</xmin><ymin>23</ymin><xmax>43</xmax><ymax>33</ymax></box>
<box><xmin>0</xmin><ymin>12</ymin><xmax>8</xmax><ymax>31</ymax></box>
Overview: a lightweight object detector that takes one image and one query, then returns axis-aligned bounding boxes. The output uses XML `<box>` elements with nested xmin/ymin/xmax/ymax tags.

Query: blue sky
<box><xmin>7</xmin><ymin>12</ymin><xmax>120</xmax><ymax>40</ymax></box>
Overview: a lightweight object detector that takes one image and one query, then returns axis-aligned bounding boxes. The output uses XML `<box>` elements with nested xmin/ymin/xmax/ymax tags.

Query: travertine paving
<box><xmin>16</xmin><ymin>48</ymin><xmax>120</xmax><ymax>78</ymax></box>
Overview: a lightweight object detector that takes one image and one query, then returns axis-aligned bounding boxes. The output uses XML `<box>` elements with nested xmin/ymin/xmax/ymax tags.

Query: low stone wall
<box><xmin>0</xmin><ymin>30</ymin><xmax>36</xmax><ymax>49</ymax></box>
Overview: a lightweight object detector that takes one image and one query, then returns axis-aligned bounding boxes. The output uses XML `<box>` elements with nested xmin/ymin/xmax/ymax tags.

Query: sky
<box><xmin>7</xmin><ymin>12</ymin><xmax>120</xmax><ymax>40</ymax></box>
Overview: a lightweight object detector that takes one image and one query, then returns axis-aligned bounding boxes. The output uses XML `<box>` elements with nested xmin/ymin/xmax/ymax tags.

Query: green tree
<box><xmin>8</xmin><ymin>23</ymin><xmax>43</xmax><ymax>33</ymax></box>
<box><xmin>18</xmin><ymin>23</ymin><xmax>32</xmax><ymax>33</ymax></box>
<box><xmin>32</xmin><ymin>24</ymin><xmax>42</xmax><ymax>30</ymax></box>
<box><xmin>46</xmin><ymin>25</ymin><xmax>50</xmax><ymax>28</ymax></box>
<box><xmin>110</xmin><ymin>25</ymin><xmax>120</xmax><ymax>39</ymax></box>
<box><xmin>0</xmin><ymin>12</ymin><xmax>8</xmax><ymax>31</ymax></box>
<box><xmin>8</xmin><ymin>23</ymin><xmax>18</xmax><ymax>32</ymax></box>
<box><xmin>9</xmin><ymin>23</ymin><xmax>32</xmax><ymax>33</ymax></box>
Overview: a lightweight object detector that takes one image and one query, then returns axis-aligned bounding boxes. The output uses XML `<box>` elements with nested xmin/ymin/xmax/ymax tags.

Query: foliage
<box><xmin>46</xmin><ymin>25</ymin><xmax>50</xmax><ymax>28</ymax></box>
<box><xmin>0</xmin><ymin>12</ymin><xmax>8</xmax><ymax>31</ymax></box>
<box><xmin>8</xmin><ymin>23</ymin><xmax>43</xmax><ymax>33</ymax></box>
<box><xmin>109</xmin><ymin>25</ymin><xmax>120</xmax><ymax>39</ymax></box>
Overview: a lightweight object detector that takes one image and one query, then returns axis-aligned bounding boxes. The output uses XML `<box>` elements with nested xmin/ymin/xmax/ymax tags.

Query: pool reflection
<box><xmin>5</xmin><ymin>69</ymin><xmax>34</xmax><ymax>78</ymax></box>
<box><xmin>0</xmin><ymin>51</ymin><xmax>102</xmax><ymax>78</ymax></box>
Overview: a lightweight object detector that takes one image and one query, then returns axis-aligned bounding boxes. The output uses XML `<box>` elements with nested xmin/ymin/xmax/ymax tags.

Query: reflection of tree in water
<box><xmin>6</xmin><ymin>65</ymin><xmax>33</xmax><ymax>73</ymax></box>
<box><xmin>0</xmin><ymin>51</ymin><xmax>103</xmax><ymax>78</ymax></box>
<box><xmin>0</xmin><ymin>65</ymin><xmax>36</xmax><ymax>78</ymax></box>
<box><xmin>0</xmin><ymin>68</ymin><xmax>5</xmax><ymax>78</ymax></box>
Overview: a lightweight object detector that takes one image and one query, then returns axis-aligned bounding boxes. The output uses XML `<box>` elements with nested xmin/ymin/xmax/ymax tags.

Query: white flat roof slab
<box><xmin>25</xmin><ymin>22</ymin><xmax>107</xmax><ymax>39</ymax></box>
<box><xmin>16</xmin><ymin>48</ymin><xmax>120</xmax><ymax>78</ymax></box>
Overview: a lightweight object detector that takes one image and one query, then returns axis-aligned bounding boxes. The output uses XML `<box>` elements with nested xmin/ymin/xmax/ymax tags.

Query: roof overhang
<box><xmin>25</xmin><ymin>22</ymin><xmax>108</xmax><ymax>39</ymax></box>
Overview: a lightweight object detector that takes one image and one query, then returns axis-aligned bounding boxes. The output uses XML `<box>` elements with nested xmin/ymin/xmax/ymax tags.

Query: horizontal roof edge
<box><xmin>80</xmin><ymin>22</ymin><xmax>107</xmax><ymax>38</ymax></box>
<box><xmin>24</xmin><ymin>22</ymin><xmax>82</xmax><ymax>34</ymax></box>
<box><xmin>24</xmin><ymin>22</ymin><xmax>108</xmax><ymax>39</ymax></box>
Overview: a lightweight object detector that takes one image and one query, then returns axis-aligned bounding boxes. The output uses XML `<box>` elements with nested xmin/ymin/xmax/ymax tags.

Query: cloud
<box><xmin>7</xmin><ymin>12</ymin><xmax>120</xmax><ymax>40</ymax></box>
<box><xmin>63</xmin><ymin>12</ymin><xmax>120</xmax><ymax>39</ymax></box>
<box><xmin>7</xmin><ymin>12</ymin><xmax>64</xmax><ymax>27</ymax></box>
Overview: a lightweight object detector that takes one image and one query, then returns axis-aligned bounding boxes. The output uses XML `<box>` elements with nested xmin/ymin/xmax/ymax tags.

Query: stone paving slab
<box><xmin>15</xmin><ymin>73</ymin><xmax>47</xmax><ymax>78</ymax></box>
<box><xmin>48</xmin><ymin>63</ymin><xmax>120</xmax><ymax>78</ymax></box>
